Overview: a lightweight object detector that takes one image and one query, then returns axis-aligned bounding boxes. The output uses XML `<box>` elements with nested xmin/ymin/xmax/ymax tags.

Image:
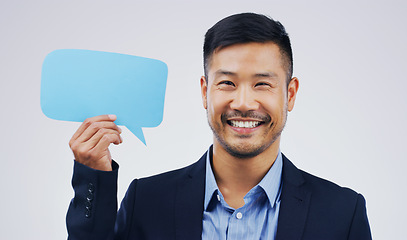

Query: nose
<box><xmin>229</xmin><ymin>86</ymin><xmax>259</xmax><ymax>112</ymax></box>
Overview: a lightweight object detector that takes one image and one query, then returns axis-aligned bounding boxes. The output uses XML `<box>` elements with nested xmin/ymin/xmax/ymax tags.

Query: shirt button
<box><xmin>236</xmin><ymin>212</ymin><xmax>243</xmax><ymax>219</ymax></box>
<box><xmin>217</xmin><ymin>194</ymin><xmax>220</xmax><ymax>201</ymax></box>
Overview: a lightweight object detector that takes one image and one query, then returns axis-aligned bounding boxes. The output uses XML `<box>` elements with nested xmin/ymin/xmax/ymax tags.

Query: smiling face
<box><xmin>201</xmin><ymin>42</ymin><xmax>299</xmax><ymax>158</ymax></box>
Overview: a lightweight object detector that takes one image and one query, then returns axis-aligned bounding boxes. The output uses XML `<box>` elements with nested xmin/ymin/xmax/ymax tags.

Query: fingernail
<box><xmin>108</xmin><ymin>114</ymin><xmax>116</xmax><ymax>120</ymax></box>
<box><xmin>118</xmin><ymin>127</ymin><xmax>122</xmax><ymax>133</ymax></box>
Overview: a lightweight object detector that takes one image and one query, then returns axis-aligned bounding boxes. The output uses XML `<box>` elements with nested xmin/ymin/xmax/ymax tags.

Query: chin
<box><xmin>219</xmin><ymin>139</ymin><xmax>269</xmax><ymax>159</ymax></box>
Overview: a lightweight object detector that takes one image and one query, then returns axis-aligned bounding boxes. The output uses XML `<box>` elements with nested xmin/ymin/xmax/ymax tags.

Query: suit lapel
<box><xmin>174</xmin><ymin>152</ymin><xmax>207</xmax><ymax>240</ymax></box>
<box><xmin>172</xmin><ymin>151</ymin><xmax>311</xmax><ymax>239</ymax></box>
<box><xmin>276</xmin><ymin>155</ymin><xmax>311</xmax><ymax>240</ymax></box>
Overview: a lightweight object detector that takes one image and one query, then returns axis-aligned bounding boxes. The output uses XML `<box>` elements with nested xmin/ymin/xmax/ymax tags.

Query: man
<box><xmin>66</xmin><ymin>13</ymin><xmax>372</xmax><ymax>239</ymax></box>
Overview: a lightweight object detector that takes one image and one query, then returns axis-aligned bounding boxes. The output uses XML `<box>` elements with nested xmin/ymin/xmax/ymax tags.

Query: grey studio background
<box><xmin>1</xmin><ymin>0</ymin><xmax>406</xmax><ymax>239</ymax></box>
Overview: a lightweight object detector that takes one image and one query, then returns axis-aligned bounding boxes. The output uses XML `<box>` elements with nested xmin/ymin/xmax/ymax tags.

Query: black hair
<box><xmin>203</xmin><ymin>13</ymin><xmax>293</xmax><ymax>83</ymax></box>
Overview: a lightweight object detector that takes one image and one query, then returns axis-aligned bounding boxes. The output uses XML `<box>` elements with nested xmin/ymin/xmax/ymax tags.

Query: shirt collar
<box><xmin>204</xmin><ymin>146</ymin><xmax>283</xmax><ymax>211</ymax></box>
<box><xmin>257</xmin><ymin>150</ymin><xmax>283</xmax><ymax>208</ymax></box>
<box><xmin>204</xmin><ymin>146</ymin><xmax>219</xmax><ymax>211</ymax></box>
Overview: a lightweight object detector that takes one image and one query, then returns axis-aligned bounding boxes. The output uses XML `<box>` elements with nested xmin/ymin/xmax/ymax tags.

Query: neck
<box><xmin>211</xmin><ymin>138</ymin><xmax>280</xmax><ymax>208</ymax></box>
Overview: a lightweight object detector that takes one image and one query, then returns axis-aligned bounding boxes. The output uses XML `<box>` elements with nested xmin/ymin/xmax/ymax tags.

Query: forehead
<box><xmin>208</xmin><ymin>42</ymin><xmax>285</xmax><ymax>78</ymax></box>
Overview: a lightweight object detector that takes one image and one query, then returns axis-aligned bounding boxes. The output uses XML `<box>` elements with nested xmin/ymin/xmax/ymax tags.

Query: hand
<box><xmin>69</xmin><ymin>115</ymin><xmax>123</xmax><ymax>171</ymax></box>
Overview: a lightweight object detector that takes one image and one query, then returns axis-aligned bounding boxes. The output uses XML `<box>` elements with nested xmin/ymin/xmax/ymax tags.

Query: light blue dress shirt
<box><xmin>202</xmin><ymin>149</ymin><xmax>283</xmax><ymax>240</ymax></box>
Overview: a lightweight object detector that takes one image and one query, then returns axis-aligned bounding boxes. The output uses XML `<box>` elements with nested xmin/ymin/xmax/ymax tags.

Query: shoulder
<box><xmin>282</xmin><ymin>153</ymin><xmax>360</xmax><ymax>199</ymax></box>
<box><xmin>301</xmin><ymin>167</ymin><xmax>359</xmax><ymax>199</ymax></box>
<box><xmin>280</xmin><ymin>154</ymin><xmax>371</xmax><ymax>238</ymax></box>
<box><xmin>141</xmin><ymin>151</ymin><xmax>206</xmax><ymax>184</ymax></box>
<box><xmin>126</xmin><ymin>151</ymin><xmax>207</xmax><ymax>195</ymax></box>
<box><xmin>115</xmin><ymin>152</ymin><xmax>208</xmax><ymax>238</ymax></box>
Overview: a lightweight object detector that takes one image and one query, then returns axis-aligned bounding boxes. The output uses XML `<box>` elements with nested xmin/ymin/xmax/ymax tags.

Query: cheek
<box><xmin>207</xmin><ymin>92</ymin><xmax>228</xmax><ymax>115</ymax></box>
<box><xmin>260</xmin><ymin>95</ymin><xmax>287</xmax><ymax>117</ymax></box>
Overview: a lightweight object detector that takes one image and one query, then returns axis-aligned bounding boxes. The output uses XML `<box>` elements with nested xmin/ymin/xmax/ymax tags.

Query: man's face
<box><xmin>201</xmin><ymin>42</ymin><xmax>298</xmax><ymax>158</ymax></box>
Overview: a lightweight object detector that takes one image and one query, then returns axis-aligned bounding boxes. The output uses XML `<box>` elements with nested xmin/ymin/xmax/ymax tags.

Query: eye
<box><xmin>216</xmin><ymin>80</ymin><xmax>235</xmax><ymax>91</ymax></box>
<box><xmin>255</xmin><ymin>82</ymin><xmax>272</xmax><ymax>87</ymax></box>
<box><xmin>219</xmin><ymin>80</ymin><xmax>235</xmax><ymax>86</ymax></box>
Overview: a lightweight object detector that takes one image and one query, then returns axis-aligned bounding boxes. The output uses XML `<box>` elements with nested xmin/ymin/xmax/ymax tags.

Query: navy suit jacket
<box><xmin>67</xmin><ymin>151</ymin><xmax>372</xmax><ymax>239</ymax></box>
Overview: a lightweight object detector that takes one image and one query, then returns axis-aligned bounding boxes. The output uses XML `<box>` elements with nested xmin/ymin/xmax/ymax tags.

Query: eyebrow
<box><xmin>214</xmin><ymin>69</ymin><xmax>278</xmax><ymax>79</ymax></box>
<box><xmin>214</xmin><ymin>70</ymin><xmax>237</xmax><ymax>77</ymax></box>
<box><xmin>254</xmin><ymin>72</ymin><xmax>278</xmax><ymax>78</ymax></box>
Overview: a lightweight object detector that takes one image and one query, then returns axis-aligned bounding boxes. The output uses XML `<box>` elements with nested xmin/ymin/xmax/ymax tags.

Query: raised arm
<box><xmin>66</xmin><ymin>115</ymin><xmax>124</xmax><ymax>240</ymax></box>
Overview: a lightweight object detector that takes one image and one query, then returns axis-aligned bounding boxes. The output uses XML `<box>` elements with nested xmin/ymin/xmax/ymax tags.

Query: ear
<box><xmin>287</xmin><ymin>77</ymin><xmax>299</xmax><ymax>112</ymax></box>
<box><xmin>200</xmin><ymin>76</ymin><xmax>208</xmax><ymax>109</ymax></box>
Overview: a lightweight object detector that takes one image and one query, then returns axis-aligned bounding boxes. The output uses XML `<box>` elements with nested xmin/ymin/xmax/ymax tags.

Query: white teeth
<box><xmin>230</xmin><ymin>120</ymin><xmax>261</xmax><ymax>128</ymax></box>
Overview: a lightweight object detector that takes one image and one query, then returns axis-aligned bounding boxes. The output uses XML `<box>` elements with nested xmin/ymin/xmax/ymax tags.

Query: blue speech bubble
<box><xmin>41</xmin><ymin>49</ymin><xmax>168</xmax><ymax>145</ymax></box>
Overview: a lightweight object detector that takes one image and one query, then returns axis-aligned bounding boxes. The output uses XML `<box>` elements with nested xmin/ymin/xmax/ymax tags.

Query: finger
<box><xmin>78</xmin><ymin>128</ymin><xmax>122</xmax><ymax>151</ymax></box>
<box><xmin>71</xmin><ymin>115</ymin><xmax>117</xmax><ymax>142</ymax></box>
<box><xmin>70</xmin><ymin>125</ymin><xmax>121</xmax><ymax>155</ymax></box>
<box><xmin>71</xmin><ymin>129</ymin><xmax>121</xmax><ymax>161</ymax></box>
<box><xmin>75</xmin><ymin>121</ymin><xmax>122</xmax><ymax>145</ymax></box>
<box><xmin>70</xmin><ymin>115</ymin><xmax>118</xmax><ymax>146</ymax></box>
<box><xmin>91</xmin><ymin>132</ymin><xmax>122</xmax><ymax>156</ymax></box>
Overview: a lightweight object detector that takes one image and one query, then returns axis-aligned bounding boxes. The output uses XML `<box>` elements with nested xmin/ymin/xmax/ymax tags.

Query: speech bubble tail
<box><xmin>126</xmin><ymin>125</ymin><xmax>146</xmax><ymax>145</ymax></box>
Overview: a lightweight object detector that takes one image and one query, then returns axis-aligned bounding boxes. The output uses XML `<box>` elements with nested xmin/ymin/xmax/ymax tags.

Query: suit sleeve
<box><xmin>66</xmin><ymin>160</ymin><xmax>119</xmax><ymax>240</ymax></box>
<box><xmin>348</xmin><ymin>194</ymin><xmax>372</xmax><ymax>240</ymax></box>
